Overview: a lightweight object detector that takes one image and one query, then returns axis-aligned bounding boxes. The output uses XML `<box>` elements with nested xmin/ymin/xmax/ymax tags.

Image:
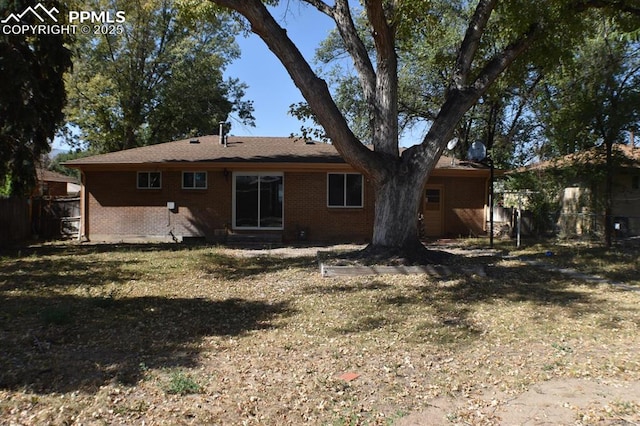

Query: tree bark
<box><xmin>370</xmin><ymin>168</ymin><xmax>425</xmax><ymax>248</ymax></box>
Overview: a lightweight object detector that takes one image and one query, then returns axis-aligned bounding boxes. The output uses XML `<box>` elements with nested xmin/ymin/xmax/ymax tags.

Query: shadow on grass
<box><xmin>0</xmin><ymin>294</ymin><xmax>293</xmax><ymax>394</ymax></box>
<box><xmin>197</xmin><ymin>252</ymin><xmax>317</xmax><ymax>280</ymax></box>
<box><xmin>0</xmin><ymin>243</ymin><xmax>200</xmax><ymax>292</ymax></box>
<box><xmin>308</xmin><ymin>257</ymin><xmax>608</xmax><ymax>345</ymax></box>
<box><xmin>0</xmin><ymin>242</ymin><xmax>196</xmax><ymax>258</ymax></box>
<box><xmin>0</xmin><ymin>243</ymin><xmax>297</xmax><ymax>394</ymax></box>
<box><xmin>305</xmin><ymin>279</ymin><xmax>393</xmax><ymax>295</ymax></box>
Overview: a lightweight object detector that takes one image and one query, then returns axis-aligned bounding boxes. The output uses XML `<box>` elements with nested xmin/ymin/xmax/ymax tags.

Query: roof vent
<box><xmin>190</xmin><ymin>139</ymin><xmax>200</xmax><ymax>144</ymax></box>
<box><xmin>305</xmin><ymin>140</ymin><xmax>315</xmax><ymax>145</ymax></box>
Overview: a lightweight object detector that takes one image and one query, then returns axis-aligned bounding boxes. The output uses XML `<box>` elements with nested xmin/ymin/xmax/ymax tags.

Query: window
<box><xmin>424</xmin><ymin>188</ymin><xmax>441</xmax><ymax>211</ymax></box>
<box><xmin>137</xmin><ymin>171</ymin><xmax>161</xmax><ymax>189</ymax></box>
<box><xmin>425</xmin><ymin>189</ymin><xmax>441</xmax><ymax>203</ymax></box>
<box><xmin>233</xmin><ymin>173</ymin><xmax>284</xmax><ymax>229</ymax></box>
<box><xmin>328</xmin><ymin>173</ymin><xmax>363</xmax><ymax>207</ymax></box>
<box><xmin>183</xmin><ymin>171</ymin><xmax>207</xmax><ymax>189</ymax></box>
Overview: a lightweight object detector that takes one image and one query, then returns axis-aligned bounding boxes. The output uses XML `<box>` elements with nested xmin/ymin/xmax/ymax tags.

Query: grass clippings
<box><xmin>0</xmin><ymin>241</ymin><xmax>639</xmax><ymax>425</ymax></box>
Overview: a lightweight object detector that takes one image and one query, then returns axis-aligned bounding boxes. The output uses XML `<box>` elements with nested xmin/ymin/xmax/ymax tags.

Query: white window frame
<box><xmin>232</xmin><ymin>172</ymin><xmax>284</xmax><ymax>230</ymax></box>
<box><xmin>327</xmin><ymin>173</ymin><xmax>363</xmax><ymax>208</ymax></box>
<box><xmin>182</xmin><ymin>171</ymin><xmax>208</xmax><ymax>189</ymax></box>
<box><xmin>137</xmin><ymin>171</ymin><xmax>162</xmax><ymax>189</ymax></box>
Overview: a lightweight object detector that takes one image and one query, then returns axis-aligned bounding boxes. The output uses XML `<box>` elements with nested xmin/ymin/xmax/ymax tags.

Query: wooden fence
<box><xmin>0</xmin><ymin>198</ymin><xmax>30</xmax><ymax>248</ymax></box>
<box><xmin>0</xmin><ymin>197</ymin><xmax>81</xmax><ymax>248</ymax></box>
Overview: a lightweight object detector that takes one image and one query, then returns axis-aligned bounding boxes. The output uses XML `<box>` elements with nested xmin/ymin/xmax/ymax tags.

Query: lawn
<box><xmin>1</xmin><ymin>241</ymin><xmax>639</xmax><ymax>425</ymax></box>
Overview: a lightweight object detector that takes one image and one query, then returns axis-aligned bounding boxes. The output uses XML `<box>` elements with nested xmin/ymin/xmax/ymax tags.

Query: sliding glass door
<box><xmin>233</xmin><ymin>173</ymin><xmax>283</xmax><ymax>229</ymax></box>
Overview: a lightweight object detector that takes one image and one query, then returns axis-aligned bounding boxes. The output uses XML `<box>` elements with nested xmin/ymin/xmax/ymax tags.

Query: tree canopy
<box><xmin>64</xmin><ymin>0</ymin><xmax>255</xmax><ymax>153</ymax></box>
<box><xmin>208</xmin><ymin>0</ymin><xmax>638</xmax><ymax>250</ymax></box>
<box><xmin>0</xmin><ymin>0</ymin><xmax>72</xmax><ymax>196</ymax></box>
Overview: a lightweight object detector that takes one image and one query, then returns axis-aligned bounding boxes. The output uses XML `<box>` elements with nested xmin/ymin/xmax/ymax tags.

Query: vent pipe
<box><xmin>219</xmin><ymin>121</ymin><xmax>228</xmax><ymax>147</ymax></box>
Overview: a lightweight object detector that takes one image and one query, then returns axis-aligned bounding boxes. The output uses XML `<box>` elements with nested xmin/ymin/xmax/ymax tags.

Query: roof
<box><xmin>37</xmin><ymin>168</ymin><xmax>79</xmax><ymax>183</ymax></box>
<box><xmin>63</xmin><ymin>135</ymin><xmax>490</xmax><ymax>173</ymax></box>
<box><xmin>518</xmin><ymin>144</ymin><xmax>640</xmax><ymax>173</ymax></box>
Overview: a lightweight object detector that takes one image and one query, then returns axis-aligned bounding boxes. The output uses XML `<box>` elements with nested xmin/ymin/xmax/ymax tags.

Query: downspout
<box><xmin>79</xmin><ymin>170</ymin><xmax>87</xmax><ymax>241</ymax></box>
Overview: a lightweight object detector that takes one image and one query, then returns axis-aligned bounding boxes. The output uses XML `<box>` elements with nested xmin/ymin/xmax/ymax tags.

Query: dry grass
<box><xmin>507</xmin><ymin>240</ymin><xmax>640</xmax><ymax>286</ymax></box>
<box><xmin>1</xmin><ymin>241</ymin><xmax>639</xmax><ymax>425</ymax></box>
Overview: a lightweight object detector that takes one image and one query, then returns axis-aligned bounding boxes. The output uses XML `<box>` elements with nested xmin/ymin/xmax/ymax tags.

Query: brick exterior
<box><xmin>283</xmin><ymin>171</ymin><xmax>374</xmax><ymax>243</ymax></box>
<box><xmin>70</xmin><ymin>136</ymin><xmax>492</xmax><ymax>242</ymax></box>
<box><xmin>84</xmin><ymin>168</ymin><xmax>376</xmax><ymax>243</ymax></box>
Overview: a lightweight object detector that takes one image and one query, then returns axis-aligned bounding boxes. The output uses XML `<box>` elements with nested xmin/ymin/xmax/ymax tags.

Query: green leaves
<box><xmin>0</xmin><ymin>0</ymin><xmax>72</xmax><ymax>196</ymax></box>
<box><xmin>65</xmin><ymin>0</ymin><xmax>254</xmax><ymax>153</ymax></box>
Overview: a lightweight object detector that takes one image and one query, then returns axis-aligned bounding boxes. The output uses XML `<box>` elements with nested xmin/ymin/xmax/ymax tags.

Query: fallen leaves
<box><xmin>1</xmin><ymin>242</ymin><xmax>639</xmax><ymax>424</ymax></box>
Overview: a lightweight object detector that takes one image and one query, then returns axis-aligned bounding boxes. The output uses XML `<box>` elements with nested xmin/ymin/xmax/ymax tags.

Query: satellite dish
<box><xmin>446</xmin><ymin>138</ymin><xmax>459</xmax><ymax>150</ymax></box>
<box><xmin>467</xmin><ymin>140</ymin><xmax>487</xmax><ymax>161</ymax></box>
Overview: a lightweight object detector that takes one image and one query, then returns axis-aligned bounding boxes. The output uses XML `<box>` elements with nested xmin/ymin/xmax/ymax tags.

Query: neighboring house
<box><xmin>35</xmin><ymin>169</ymin><xmax>81</xmax><ymax>197</ymax></box>
<box><xmin>520</xmin><ymin>144</ymin><xmax>640</xmax><ymax>237</ymax></box>
<box><xmin>32</xmin><ymin>169</ymin><xmax>81</xmax><ymax>239</ymax></box>
<box><xmin>64</xmin><ymin>136</ymin><xmax>493</xmax><ymax>243</ymax></box>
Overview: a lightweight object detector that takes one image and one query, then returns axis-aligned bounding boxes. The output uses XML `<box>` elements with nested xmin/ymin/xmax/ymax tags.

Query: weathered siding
<box><xmin>426</xmin><ymin>176</ymin><xmax>488</xmax><ymax>237</ymax></box>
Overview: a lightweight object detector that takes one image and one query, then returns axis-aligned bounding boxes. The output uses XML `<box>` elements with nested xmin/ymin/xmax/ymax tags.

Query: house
<box><xmin>517</xmin><ymin>143</ymin><xmax>640</xmax><ymax>237</ymax></box>
<box><xmin>32</xmin><ymin>169</ymin><xmax>81</xmax><ymax>239</ymax></box>
<box><xmin>35</xmin><ymin>169</ymin><xmax>81</xmax><ymax>197</ymax></box>
<box><xmin>64</xmin><ymin>136</ymin><xmax>493</xmax><ymax>243</ymax></box>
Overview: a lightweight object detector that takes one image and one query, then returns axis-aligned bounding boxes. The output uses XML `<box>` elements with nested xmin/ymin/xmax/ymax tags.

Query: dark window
<box><xmin>234</xmin><ymin>174</ymin><xmax>283</xmax><ymax>229</ymax></box>
<box><xmin>137</xmin><ymin>171</ymin><xmax>161</xmax><ymax>189</ymax></box>
<box><xmin>425</xmin><ymin>188</ymin><xmax>441</xmax><ymax>211</ymax></box>
<box><xmin>425</xmin><ymin>189</ymin><xmax>440</xmax><ymax>203</ymax></box>
<box><xmin>328</xmin><ymin>173</ymin><xmax>363</xmax><ymax>207</ymax></box>
<box><xmin>183</xmin><ymin>171</ymin><xmax>207</xmax><ymax>189</ymax></box>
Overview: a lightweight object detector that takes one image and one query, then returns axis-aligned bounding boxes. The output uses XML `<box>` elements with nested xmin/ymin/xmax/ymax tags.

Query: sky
<box><xmin>53</xmin><ymin>2</ymin><xmax>427</xmax><ymax>152</ymax></box>
<box><xmin>222</xmin><ymin>3</ymin><xmax>335</xmax><ymax>138</ymax></box>
<box><xmin>53</xmin><ymin>3</ymin><xmax>334</xmax><ymax>151</ymax></box>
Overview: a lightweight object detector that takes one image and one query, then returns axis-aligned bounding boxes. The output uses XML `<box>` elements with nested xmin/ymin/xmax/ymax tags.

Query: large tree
<box><xmin>209</xmin><ymin>0</ymin><xmax>636</xmax><ymax>252</ymax></box>
<box><xmin>0</xmin><ymin>0</ymin><xmax>72</xmax><ymax>196</ymax></box>
<box><xmin>65</xmin><ymin>0</ymin><xmax>254</xmax><ymax>153</ymax></box>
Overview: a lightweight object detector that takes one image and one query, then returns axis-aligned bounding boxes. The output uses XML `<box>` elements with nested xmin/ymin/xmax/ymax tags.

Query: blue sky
<box><xmin>223</xmin><ymin>3</ymin><xmax>335</xmax><ymax>138</ymax></box>
<box><xmin>53</xmin><ymin>3</ymin><xmax>333</xmax><ymax>151</ymax></box>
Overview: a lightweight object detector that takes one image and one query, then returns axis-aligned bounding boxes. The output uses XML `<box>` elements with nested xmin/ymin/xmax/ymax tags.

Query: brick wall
<box><xmin>85</xmin><ymin>169</ymin><xmax>232</xmax><ymax>241</ymax></box>
<box><xmin>84</xmin><ymin>168</ymin><xmax>373</xmax><ymax>243</ymax></box>
<box><xmin>283</xmin><ymin>171</ymin><xmax>374</xmax><ymax>243</ymax></box>
<box><xmin>84</xmin><ymin>168</ymin><xmax>486</xmax><ymax>242</ymax></box>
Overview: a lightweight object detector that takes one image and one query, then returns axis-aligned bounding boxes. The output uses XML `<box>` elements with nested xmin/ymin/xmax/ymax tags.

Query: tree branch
<box><xmin>304</xmin><ymin>0</ymin><xmax>377</xmax><ymax>106</ymax></box>
<box><xmin>472</xmin><ymin>23</ymin><xmax>540</xmax><ymax>94</ymax></box>
<box><xmin>365</xmin><ymin>0</ymin><xmax>399</xmax><ymax>153</ymax></box>
<box><xmin>453</xmin><ymin>0</ymin><xmax>498</xmax><ymax>89</ymax></box>
<box><xmin>208</xmin><ymin>0</ymin><xmax>386</xmax><ymax>178</ymax></box>
<box><xmin>409</xmin><ymin>23</ymin><xmax>540</xmax><ymax>172</ymax></box>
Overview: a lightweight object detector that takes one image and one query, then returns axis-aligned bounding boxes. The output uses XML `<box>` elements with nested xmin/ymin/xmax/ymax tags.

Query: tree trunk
<box><xmin>371</xmin><ymin>169</ymin><xmax>425</xmax><ymax>248</ymax></box>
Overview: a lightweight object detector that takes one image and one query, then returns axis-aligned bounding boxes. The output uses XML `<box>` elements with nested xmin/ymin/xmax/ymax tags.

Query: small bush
<box><xmin>166</xmin><ymin>371</ymin><xmax>200</xmax><ymax>395</ymax></box>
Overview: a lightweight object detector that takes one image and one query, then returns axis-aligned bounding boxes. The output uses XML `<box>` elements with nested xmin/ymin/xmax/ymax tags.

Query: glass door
<box><xmin>233</xmin><ymin>173</ymin><xmax>283</xmax><ymax>229</ymax></box>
